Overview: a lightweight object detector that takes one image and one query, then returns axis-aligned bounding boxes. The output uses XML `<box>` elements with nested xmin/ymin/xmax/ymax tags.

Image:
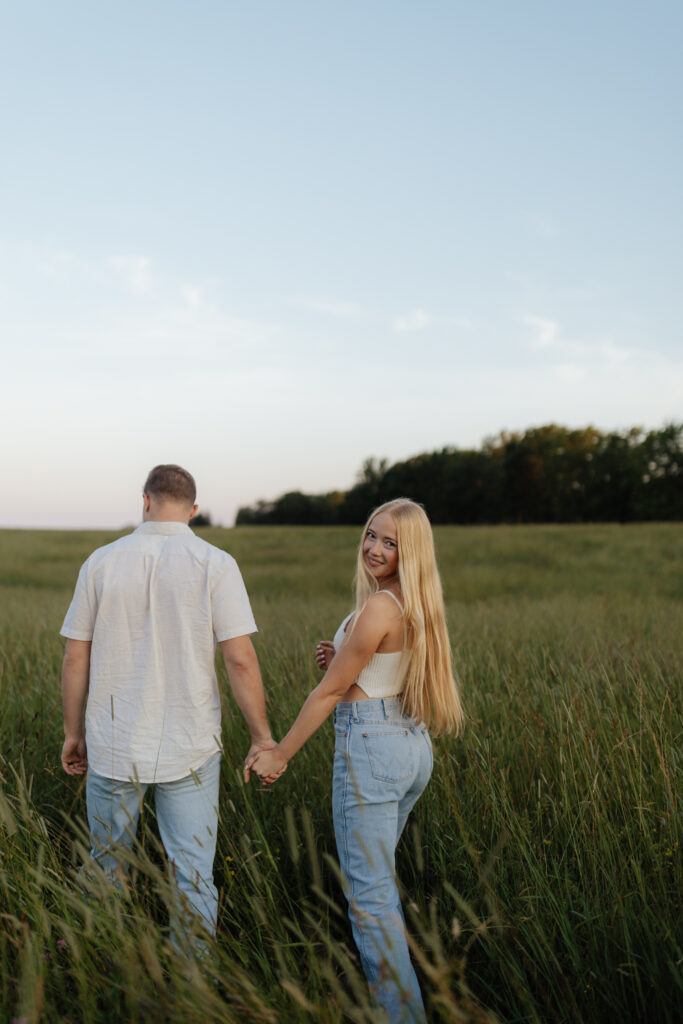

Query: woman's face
<box><xmin>363</xmin><ymin>510</ymin><xmax>399</xmax><ymax>583</ymax></box>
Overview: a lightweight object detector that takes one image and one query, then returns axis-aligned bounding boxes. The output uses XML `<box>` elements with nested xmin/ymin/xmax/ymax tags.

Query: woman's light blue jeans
<box><xmin>333</xmin><ymin>698</ymin><xmax>433</xmax><ymax>1022</ymax></box>
<box><xmin>85</xmin><ymin>751</ymin><xmax>221</xmax><ymax>938</ymax></box>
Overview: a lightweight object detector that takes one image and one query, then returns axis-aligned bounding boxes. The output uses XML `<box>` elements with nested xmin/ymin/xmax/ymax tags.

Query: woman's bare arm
<box><xmin>246</xmin><ymin>596</ymin><xmax>397</xmax><ymax>780</ymax></box>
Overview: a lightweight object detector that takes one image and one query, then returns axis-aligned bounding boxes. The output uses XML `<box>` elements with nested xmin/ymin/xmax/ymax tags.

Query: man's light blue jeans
<box><xmin>85</xmin><ymin>751</ymin><xmax>221</xmax><ymax>937</ymax></box>
<box><xmin>333</xmin><ymin>698</ymin><xmax>433</xmax><ymax>1023</ymax></box>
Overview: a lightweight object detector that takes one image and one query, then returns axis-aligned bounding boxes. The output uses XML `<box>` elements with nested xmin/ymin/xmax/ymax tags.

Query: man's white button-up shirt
<box><xmin>60</xmin><ymin>521</ymin><xmax>257</xmax><ymax>783</ymax></box>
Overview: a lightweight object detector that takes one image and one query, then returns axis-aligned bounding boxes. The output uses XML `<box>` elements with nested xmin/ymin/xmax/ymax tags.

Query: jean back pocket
<box><xmin>362</xmin><ymin>729</ymin><xmax>416</xmax><ymax>783</ymax></box>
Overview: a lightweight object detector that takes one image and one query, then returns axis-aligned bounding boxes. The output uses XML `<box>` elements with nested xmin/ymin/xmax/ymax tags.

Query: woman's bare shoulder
<box><xmin>363</xmin><ymin>591</ymin><xmax>403</xmax><ymax>622</ymax></box>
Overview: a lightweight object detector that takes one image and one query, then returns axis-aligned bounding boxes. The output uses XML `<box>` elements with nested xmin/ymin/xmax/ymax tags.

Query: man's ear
<box><xmin>188</xmin><ymin>504</ymin><xmax>199</xmax><ymax>522</ymax></box>
<box><xmin>142</xmin><ymin>493</ymin><xmax>152</xmax><ymax>513</ymax></box>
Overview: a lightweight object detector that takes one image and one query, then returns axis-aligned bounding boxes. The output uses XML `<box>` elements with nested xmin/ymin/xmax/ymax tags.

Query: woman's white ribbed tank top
<box><xmin>333</xmin><ymin>590</ymin><xmax>408</xmax><ymax>699</ymax></box>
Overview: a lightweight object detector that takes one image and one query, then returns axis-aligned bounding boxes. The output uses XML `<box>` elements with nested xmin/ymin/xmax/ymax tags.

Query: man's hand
<box><xmin>245</xmin><ymin>736</ymin><xmax>276</xmax><ymax>760</ymax></box>
<box><xmin>243</xmin><ymin>737</ymin><xmax>277</xmax><ymax>783</ymax></box>
<box><xmin>245</xmin><ymin>745</ymin><xmax>288</xmax><ymax>786</ymax></box>
<box><xmin>61</xmin><ymin>735</ymin><xmax>88</xmax><ymax>775</ymax></box>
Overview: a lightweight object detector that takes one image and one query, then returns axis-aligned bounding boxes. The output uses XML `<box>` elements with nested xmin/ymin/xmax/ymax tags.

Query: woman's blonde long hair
<box><xmin>354</xmin><ymin>498</ymin><xmax>464</xmax><ymax>736</ymax></box>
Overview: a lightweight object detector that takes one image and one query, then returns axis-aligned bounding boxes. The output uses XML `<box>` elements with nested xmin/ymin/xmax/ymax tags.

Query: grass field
<box><xmin>0</xmin><ymin>523</ymin><xmax>681</xmax><ymax>1023</ymax></box>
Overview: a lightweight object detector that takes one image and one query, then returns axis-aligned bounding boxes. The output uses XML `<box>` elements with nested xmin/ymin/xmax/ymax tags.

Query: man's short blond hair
<box><xmin>143</xmin><ymin>464</ymin><xmax>196</xmax><ymax>505</ymax></box>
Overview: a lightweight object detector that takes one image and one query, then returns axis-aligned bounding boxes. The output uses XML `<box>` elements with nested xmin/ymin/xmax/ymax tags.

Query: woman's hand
<box><xmin>245</xmin><ymin>745</ymin><xmax>288</xmax><ymax>786</ymax></box>
<box><xmin>315</xmin><ymin>641</ymin><xmax>335</xmax><ymax>670</ymax></box>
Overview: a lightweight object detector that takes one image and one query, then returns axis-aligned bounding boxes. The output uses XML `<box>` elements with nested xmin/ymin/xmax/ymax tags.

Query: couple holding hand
<box><xmin>61</xmin><ymin>464</ymin><xmax>463</xmax><ymax>1022</ymax></box>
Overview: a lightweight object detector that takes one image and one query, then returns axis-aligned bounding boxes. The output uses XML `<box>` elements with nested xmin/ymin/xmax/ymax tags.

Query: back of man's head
<box><xmin>143</xmin><ymin>464</ymin><xmax>197</xmax><ymax>506</ymax></box>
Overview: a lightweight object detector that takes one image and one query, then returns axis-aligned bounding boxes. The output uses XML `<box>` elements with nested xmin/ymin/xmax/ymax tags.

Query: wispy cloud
<box><xmin>181</xmin><ymin>282</ymin><xmax>215</xmax><ymax>308</ymax></box>
<box><xmin>394</xmin><ymin>308</ymin><xmax>432</xmax><ymax>332</ymax></box>
<box><xmin>522</xmin><ymin>314</ymin><xmax>561</xmax><ymax>348</ymax></box>
<box><xmin>393</xmin><ymin>308</ymin><xmax>472</xmax><ymax>333</ymax></box>
<box><xmin>0</xmin><ymin>241</ymin><xmax>281</xmax><ymax>373</ymax></box>
<box><xmin>286</xmin><ymin>296</ymin><xmax>364</xmax><ymax>317</ymax></box>
<box><xmin>521</xmin><ymin>313</ymin><xmax>652</xmax><ymax>379</ymax></box>
<box><xmin>108</xmin><ymin>255</ymin><xmax>153</xmax><ymax>293</ymax></box>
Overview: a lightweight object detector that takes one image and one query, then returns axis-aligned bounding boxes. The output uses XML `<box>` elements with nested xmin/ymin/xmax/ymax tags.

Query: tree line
<box><xmin>236</xmin><ymin>423</ymin><xmax>683</xmax><ymax>525</ymax></box>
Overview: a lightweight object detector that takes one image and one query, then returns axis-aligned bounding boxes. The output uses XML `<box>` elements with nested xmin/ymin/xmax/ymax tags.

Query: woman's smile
<box><xmin>363</xmin><ymin>511</ymin><xmax>399</xmax><ymax>581</ymax></box>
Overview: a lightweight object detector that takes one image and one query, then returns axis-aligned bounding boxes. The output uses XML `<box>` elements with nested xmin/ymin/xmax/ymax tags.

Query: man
<box><xmin>60</xmin><ymin>463</ymin><xmax>274</xmax><ymax>939</ymax></box>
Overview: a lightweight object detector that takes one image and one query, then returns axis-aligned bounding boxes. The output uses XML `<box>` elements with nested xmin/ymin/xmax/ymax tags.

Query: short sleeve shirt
<box><xmin>60</xmin><ymin>521</ymin><xmax>257</xmax><ymax>783</ymax></box>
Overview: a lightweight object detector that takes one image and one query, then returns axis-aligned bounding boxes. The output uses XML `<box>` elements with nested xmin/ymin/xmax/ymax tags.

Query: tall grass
<box><xmin>0</xmin><ymin>524</ymin><xmax>681</xmax><ymax>1022</ymax></box>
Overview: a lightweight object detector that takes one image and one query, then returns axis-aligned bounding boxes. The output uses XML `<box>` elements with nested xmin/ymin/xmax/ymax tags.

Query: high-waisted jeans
<box><xmin>333</xmin><ymin>697</ymin><xmax>433</xmax><ymax>1022</ymax></box>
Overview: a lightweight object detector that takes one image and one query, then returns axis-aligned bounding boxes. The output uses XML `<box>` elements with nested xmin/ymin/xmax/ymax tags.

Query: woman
<box><xmin>247</xmin><ymin>499</ymin><xmax>464</xmax><ymax>1021</ymax></box>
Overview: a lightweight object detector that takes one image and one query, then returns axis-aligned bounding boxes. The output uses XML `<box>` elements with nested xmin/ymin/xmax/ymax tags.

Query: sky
<box><xmin>1</xmin><ymin>0</ymin><xmax>681</xmax><ymax>528</ymax></box>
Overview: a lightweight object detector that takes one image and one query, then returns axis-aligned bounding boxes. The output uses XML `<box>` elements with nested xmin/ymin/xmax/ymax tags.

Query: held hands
<box><xmin>61</xmin><ymin>735</ymin><xmax>88</xmax><ymax>775</ymax></box>
<box><xmin>245</xmin><ymin>736</ymin><xmax>277</xmax><ymax>763</ymax></box>
<box><xmin>243</xmin><ymin>736</ymin><xmax>279</xmax><ymax>784</ymax></box>
<box><xmin>315</xmin><ymin>640</ymin><xmax>335</xmax><ymax>671</ymax></box>
<box><xmin>244</xmin><ymin>745</ymin><xmax>288</xmax><ymax>787</ymax></box>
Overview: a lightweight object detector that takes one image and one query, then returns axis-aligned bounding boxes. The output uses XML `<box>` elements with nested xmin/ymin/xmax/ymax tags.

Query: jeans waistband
<box><xmin>334</xmin><ymin>696</ymin><xmax>406</xmax><ymax>725</ymax></box>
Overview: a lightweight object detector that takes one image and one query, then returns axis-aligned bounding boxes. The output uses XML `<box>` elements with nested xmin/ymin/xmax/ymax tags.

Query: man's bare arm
<box><xmin>61</xmin><ymin>638</ymin><xmax>91</xmax><ymax>775</ymax></box>
<box><xmin>219</xmin><ymin>635</ymin><xmax>275</xmax><ymax>762</ymax></box>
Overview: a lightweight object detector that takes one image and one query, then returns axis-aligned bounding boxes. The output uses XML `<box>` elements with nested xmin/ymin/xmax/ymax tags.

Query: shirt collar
<box><xmin>134</xmin><ymin>521</ymin><xmax>193</xmax><ymax>535</ymax></box>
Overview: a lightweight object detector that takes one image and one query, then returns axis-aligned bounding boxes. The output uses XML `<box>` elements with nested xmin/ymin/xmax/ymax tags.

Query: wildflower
<box><xmin>57</xmin><ymin>939</ymin><xmax>67</xmax><ymax>949</ymax></box>
<box><xmin>543</xmin><ymin>839</ymin><xmax>551</xmax><ymax>845</ymax></box>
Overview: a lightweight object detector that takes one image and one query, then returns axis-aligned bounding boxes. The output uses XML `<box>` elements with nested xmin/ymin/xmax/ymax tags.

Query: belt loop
<box><xmin>381</xmin><ymin>697</ymin><xmax>387</xmax><ymax>719</ymax></box>
<box><xmin>352</xmin><ymin>700</ymin><xmax>359</xmax><ymax>723</ymax></box>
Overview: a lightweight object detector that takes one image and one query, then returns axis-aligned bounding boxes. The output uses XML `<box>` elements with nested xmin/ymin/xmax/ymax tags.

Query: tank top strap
<box><xmin>376</xmin><ymin>589</ymin><xmax>404</xmax><ymax>613</ymax></box>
